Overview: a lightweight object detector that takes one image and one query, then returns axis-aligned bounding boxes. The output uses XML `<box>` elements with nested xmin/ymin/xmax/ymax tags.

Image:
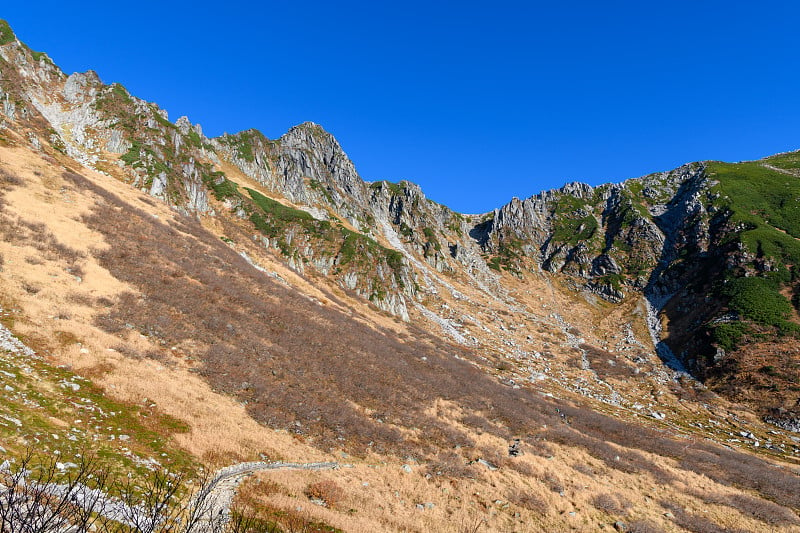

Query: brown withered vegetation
<box><xmin>424</xmin><ymin>452</ymin><xmax>479</xmax><ymax>479</ymax></box>
<box><xmin>0</xmin><ymin>166</ymin><xmax>23</xmax><ymax>190</ymax></box>
<box><xmin>589</xmin><ymin>492</ymin><xmax>631</xmax><ymax>515</ymax></box>
<box><xmin>685</xmin><ymin>488</ymin><xmax>800</xmax><ymax>527</ymax></box>
<box><xmin>235</xmin><ymin>477</ymin><xmax>335</xmax><ymax>532</ymax></box>
<box><xmin>304</xmin><ymin>480</ymin><xmax>344</xmax><ymax>508</ymax></box>
<box><xmin>506</xmin><ymin>489</ymin><xmax>548</xmax><ymax>514</ymax></box>
<box><xmin>581</xmin><ymin>343</ymin><xmax>652</xmax><ymax>379</ymax></box>
<box><xmin>0</xmin><ymin>211</ymin><xmax>84</xmax><ymax>266</ymax></box>
<box><xmin>660</xmin><ymin>501</ymin><xmax>751</xmax><ymax>533</ymax></box>
<box><xmin>626</xmin><ymin>520</ymin><xmax>666</xmax><ymax>533</ymax></box>
<box><xmin>60</xmin><ymin>169</ymin><xmax>800</xmax><ymax>522</ymax></box>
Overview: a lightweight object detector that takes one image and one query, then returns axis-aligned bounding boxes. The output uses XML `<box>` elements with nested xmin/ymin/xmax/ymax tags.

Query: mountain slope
<box><xmin>1</xmin><ymin>19</ymin><xmax>800</xmax><ymax>532</ymax></box>
<box><xmin>480</xmin><ymin>157</ymin><xmax>800</xmax><ymax>426</ymax></box>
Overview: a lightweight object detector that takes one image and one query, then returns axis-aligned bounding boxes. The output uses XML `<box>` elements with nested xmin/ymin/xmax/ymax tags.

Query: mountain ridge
<box><xmin>2</xmin><ymin>17</ymin><xmax>800</xmax><ymax>421</ymax></box>
<box><xmin>2</xmin><ymin>18</ymin><xmax>800</xmax><ymax>531</ymax></box>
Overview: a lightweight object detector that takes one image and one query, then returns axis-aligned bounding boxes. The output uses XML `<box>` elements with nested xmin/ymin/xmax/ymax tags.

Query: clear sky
<box><xmin>3</xmin><ymin>2</ymin><xmax>800</xmax><ymax>213</ymax></box>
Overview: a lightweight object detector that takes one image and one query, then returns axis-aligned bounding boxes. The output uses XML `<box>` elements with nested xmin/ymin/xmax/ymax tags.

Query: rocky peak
<box><xmin>280</xmin><ymin>121</ymin><xmax>367</xmax><ymax>205</ymax></box>
<box><xmin>558</xmin><ymin>180</ymin><xmax>595</xmax><ymax>199</ymax></box>
<box><xmin>0</xmin><ymin>23</ymin><xmax>63</xmax><ymax>85</ymax></box>
<box><xmin>63</xmin><ymin>71</ymin><xmax>101</xmax><ymax>103</ymax></box>
<box><xmin>175</xmin><ymin>115</ymin><xmax>204</xmax><ymax>138</ymax></box>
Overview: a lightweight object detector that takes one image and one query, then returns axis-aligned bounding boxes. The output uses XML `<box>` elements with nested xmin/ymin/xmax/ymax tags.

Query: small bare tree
<box><xmin>113</xmin><ymin>466</ymin><xmax>247</xmax><ymax>533</ymax></box>
<box><xmin>0</xmin><ymin>449</ymin><xmax>295</xmax><ymax>533</ymax></box>
<box><xmin>0</xmin><ymin>449</ymin><xmax>113</xmax><ymax>533</ymax></box>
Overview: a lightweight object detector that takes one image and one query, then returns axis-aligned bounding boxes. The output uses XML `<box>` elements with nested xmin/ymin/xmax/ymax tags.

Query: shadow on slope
<box><xmin>60</xmin><ymin>170</ymin><xmax>800</xmax><ymax>516</ymax></box>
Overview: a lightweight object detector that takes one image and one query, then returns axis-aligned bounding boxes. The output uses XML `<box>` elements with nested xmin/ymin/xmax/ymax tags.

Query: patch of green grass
<box><xmin>708</xmin><ymin>161</ymin><xmax>800</xmax><ymax>242</ymax></box>
<box><xmin>150</xmin><ymin>107</ymin><xmax>175</xmax><ymax>130</ymax></box>
<box><xmin>398</xmin><ymin>222</ymin><xmax>413</xmax><ymax>238</ymax></box>
<box><xmin>552</xmin><ymin>215</ymin><xmax>598</xmax><ymax>244</ymax></box>
<box><xmin>186</xmin><ymin>129</ymin><xmax>203</xmax><ymax>148</ymax></box>
<box><xmin>245</xmin><ymin>188</ymin><xmax>335</xmax><ymax>256</ymax></box>
<box><xmin>247</xmin><ymin>188</ymin><xmax>314</xmax><ymax>223</ymax></box>
<box><xmin>715</xmin><ymin>275</ymin><xmax>800</xmax><ymax>343</ymax></box>
<box><xmin>550</xmin><ymin>194</ymin><xmax>601</xmax><ymax>246</ymax></box>
<box><xmin>308</xmin><ymin>178</ymin><xmax>335</xmax><ymax>204</ymax></box>
<box><xmin>764</xmin><ymin>150</ymin><xmax>800</xmax><ymax>171</ymax></box>
<box><xmin>422</xmin><ymin>227</ymin><xmax>441</xmax><ymax>253</ymax></box>
<box><xmin>489</xmin><ymin>238</ymin><xmax>525</xmax><ymax>275</ymax></box>
<box><xmin>447</xmin><ymin>219</ymin><xmax>463</xmax><ymax>235</ymax></box>
<box><xmin>203</xmin><ymin>171</ymin><xmax>239</xmax><ymax>201</ymax></box>
<box><xmin>111</xmin><ymin>83</ymin><xmax>129</xmax><ymax>99</ymax></box>
<box><xmin>120</xmin><ymin>142</ymin><xmax>142</xmax><ymax>166</ymax></box>
<box><xmin>552</xmin><ymin>194</ymin><xmax>588</xmax><ymax>214</ymax></box>
<box><xmin>740</xmin><ymin>225</ymin><xmax>800</xmax><ymax>266</ymax></box>
<box><xmin>0</xmin><ymin>345</ymin><xmax>194</xmax><ymax>476</ymax></box>
<box><xmin>722</xmin><ymin>276</ymin><xmax>792</xmax><ymax>327</ymax></box>
<box><xmin>95</xmin><ymin>84</ymin><xmax>138</xmax><ymax>134</ymax></box>
<box><xmin>596</xmin><ymin>273</ymin><xmax>625</xmax><ymax>292</ymax></box>
<box><xmin>625</xmin><ymin>179</ymin><xmax>644</xmax><ymax>197</ymax></box>
<box><xmin>120</xmin><ymin>141</ymin><xmax>170</xmax><ymax>180</ymax></box>
<box><xmin>370</xmin><ymin>180</ymin><xmax>404</xmax><ymax>196</ymax></box>
<box><xmin>385</xmin><ymin>248</ymin><xmax>404</xmax><ymax>273</ymax></box>
<box><xmin>208</xmin><ymin>186</ymin><xmax>407</xmax><ymax>294</ymax></box>
<box><xmin>335</xmin><ymin>227</ymin><xmax>404</xmax><ymax>287</ymax></box>
<box><xmin>20</xmin><ymin>43</ymin><xmax>51</xmax><ymax>64</ymax></box>
<box><xmin>220</xmin><ymin>130</ymin><xmax>265</xmax><ymax>163</ymax></box>
<box><xmin>710</xmin><ymin>322</ymin><xmax>750</xmax><ymax>352</ymax></box>
<box><xmin>619</xmin><ymin>190</ymin><xmax>650</xmax><ymax>223</ymax></box>
<box><xmin>0</xmin><ymin>20</ymin><xmax>15</xmax><ymax>46</ymax></box>
<box><xmin>337</xmin><ymin>230</ymin><xmax>364</xmax><ymax>265</ymax></box>
<box><xmin>700</xmin><ymin>160</ymin><xmax>800</xmax><ymax>348</ymax></box>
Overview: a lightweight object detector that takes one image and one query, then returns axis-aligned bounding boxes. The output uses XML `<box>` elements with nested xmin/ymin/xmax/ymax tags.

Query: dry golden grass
<box><xmin>0</xmin><ymin>144</ymin><xmax>324</xmax><ymax>463</ymax></box>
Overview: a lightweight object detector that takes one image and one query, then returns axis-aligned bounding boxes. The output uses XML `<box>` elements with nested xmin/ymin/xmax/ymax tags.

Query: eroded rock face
<box><xmin>0</xmin><ymin>39</ymin><xmax>212</xmax><ymax>213</ymax></box>
<box><xmin>469</xmin><ymin>164</ymin><xmax>723</xmax><ymax>302</ymax></box>
<box><xmin>764</xmin><ymin>409</ymin><xmax>800</xmax><ymax>433</ymax></box>
<box><xmin>0</xmin><ymin>36</ymin><xmax>725</xmax><ymax>328</ymax></box>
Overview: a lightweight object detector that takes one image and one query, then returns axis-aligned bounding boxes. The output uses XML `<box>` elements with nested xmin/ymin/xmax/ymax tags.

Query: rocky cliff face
<box><xmin>476</xmin><ymin>157</ymin><xmax>800</xmax><ymax>425</ymax></box>
<box><xmin>1</xmin><ymin>19</ymin><xmax>799</xmax><ymax>428</ymax></box>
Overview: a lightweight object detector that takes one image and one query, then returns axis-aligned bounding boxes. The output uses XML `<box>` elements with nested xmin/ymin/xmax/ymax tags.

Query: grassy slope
<box><xmin>0</xmin><ymin>322</ymin><xmax>194</xmax><ymax>473</ymax></box>
<box><xmin>692</xmin><ymin>158</ymin><xmax>800</xmax><ymax>416</ymax></box>
<box><xmin>705</xmin><ymin>160</ymin><xmax>800</xmax><ymax>336</ymax></box>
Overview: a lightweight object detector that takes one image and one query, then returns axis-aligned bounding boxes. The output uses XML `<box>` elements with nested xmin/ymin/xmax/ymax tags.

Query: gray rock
<box><xmin>476</xmin><ymin>458</ymin><xmax>498</xmax><ymax>471</ymax></box>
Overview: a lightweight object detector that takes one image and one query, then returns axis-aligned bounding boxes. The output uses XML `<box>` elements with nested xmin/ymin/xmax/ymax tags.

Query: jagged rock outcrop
<box><xmin>0</xmin><ymin>32</ymin><xmax>213</xmax><ymax>213</ymax></box>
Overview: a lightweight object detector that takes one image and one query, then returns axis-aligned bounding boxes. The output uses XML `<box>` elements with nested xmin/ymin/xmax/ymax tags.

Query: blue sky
<box><xmin>3</xmin><ymin>2</ymin><xmax>800</xmax><ymax>213</ymax></box>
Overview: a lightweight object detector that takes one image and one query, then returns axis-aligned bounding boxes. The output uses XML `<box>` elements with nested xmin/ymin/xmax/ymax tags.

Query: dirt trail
<box><xmin>192</xmin><ymin>461</ymin><xmax>339</xmax><ymax>531</ymax></box>
<box><xmin>761</xmin><ymin>162</ymin><xmax>800</xmax><ymax>177</ymax></box>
